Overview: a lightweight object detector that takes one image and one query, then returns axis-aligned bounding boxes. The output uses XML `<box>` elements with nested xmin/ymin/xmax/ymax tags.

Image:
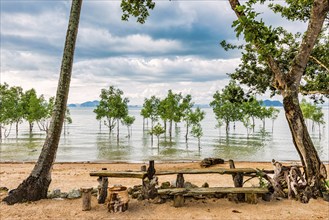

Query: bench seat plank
<box><xmin>90</xmin><ymin>171</ymin><xmax>146</xmax><ymax>178</ymax></box>
<box><xmin>158</xmin><ymin>187</ymin><xmax>268</xmax><ymax>196</ymax></box>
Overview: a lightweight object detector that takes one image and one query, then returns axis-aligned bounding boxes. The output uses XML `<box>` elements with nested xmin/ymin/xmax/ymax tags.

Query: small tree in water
<box><xmin>150</xmin><ymin>123</ymin><xmax>165</xmax><ymax>147</ymax></box>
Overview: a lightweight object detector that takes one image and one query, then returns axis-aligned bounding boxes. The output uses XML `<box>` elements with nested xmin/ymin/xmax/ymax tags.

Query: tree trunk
<box><xmin>225</xmin><ymin>121</ymin><xmax>229</xmax><ymax>136</ymax></box>
<box><xmin>169</xmin><ymin>120</ymin><xmax>172</xmax><ymax>142</ymax></box>
<box><xmin>3</xmin><ymin>0</ymin><xmax>82</xmax><ymax>205</ymax></box>
<box><xmin>185</xmin><ymin>122</ymin><xmax>189</xmax><ymax>142</ymax></box>
<box><xmin>16</xmin><ymin>121</ymin><xmax>19</xmax><ymax>136</ymax></box>
<box><xmin>29</xmin><ymin>122</ymin><xmax>33</xmax><ymax>134</ymax></box>
<box><xmin>0</xmin><ymin>124</ymin><xmax>2</xmax><ymax>139</ymax></box>
<box><xmin>163</xmin><ymin>120</ymin><xmax>167</xmax><ymax>139</ymax></box>
<box><xmin>117</xmin><ymin>119</ymin><xmax>120</xmax><ymax>141</ymax></box>
<box><xmin>283</xmin><ymin>91</ymin><xmax>325</xmax><ymax>195</ymax></box>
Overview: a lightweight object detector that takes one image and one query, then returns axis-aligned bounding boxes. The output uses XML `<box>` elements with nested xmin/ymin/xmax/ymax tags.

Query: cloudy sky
<box><xmin>0</xmin><ymin>0</ymin><xmax>307</xmax><ymax>105</ymax></box>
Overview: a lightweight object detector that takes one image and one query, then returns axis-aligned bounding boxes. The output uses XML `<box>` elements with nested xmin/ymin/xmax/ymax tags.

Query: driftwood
<box><xmin>97</xmin><ymin>168</ymin><xmax>108</xmax><ymax>204</ymax></box>
<box><xmin>257</xmin><ymin>159</ymin><xmax>312</xmax><ymax>202</ymax></box>
<box><xmin>80</xmin><ymin>187</ymin><xmax>93</xmax><ymax>211</ymax></box>
<box><xmin>200</xmin><ymin>158</ymin><xmax>224</xmax><ymax>168</ymax></box>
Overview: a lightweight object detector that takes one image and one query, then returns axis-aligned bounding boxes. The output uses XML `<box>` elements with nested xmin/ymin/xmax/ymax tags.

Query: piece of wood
<box><xmin>155</xmin><ymin>168</ymin><xmax>273</xmax><ymax>175</ymax></box>
<box><xmin>97</xmin><ymin>168</ymin><xmax>108</xmax><ymax>204</ymax></box>
<box><xmin>89</xmin><ymin>168</ymin><xmax>273</xmax><ymax>178</ymax></box>
<box><xmin>107</xmin><ymin>188</ymin><xmax>129</xmax><ymax>213</ymax></box>
<box><xmin>90</xmin><ymin>171</ymin><xmax>146</xmax><ymax>178</ymax></box>
<box><xmin>141</xmin><ymin>160</ymin><xmax>158</xmax><ymax>199</ymax></box>
<box><xmin>80</xmin><ymin>187</ymin><xmax>93</xmax><ymax>211</ymax></box>
<box><xmin>173</xmin><ymin>194</ymin><xmax>185</xmax><ymax>207</ymax></box>
<box><xmin>229</xmin><ymin>160</ymin><xmax>244</xmax><ymax>202</ymax></box>
<box><xmin>147</xmin><ymin>160</ymin><xmax>156</xmax><ymax>180</ymax></box>
<box><xmin>157</xmin><ymin>187</ymin><xmax>268</xmax><ymax>196</ymax></box>
<box><xmin>176</xmin><ymin>173</ymin><xmax>185</xmax><ymax>188</ymax></box>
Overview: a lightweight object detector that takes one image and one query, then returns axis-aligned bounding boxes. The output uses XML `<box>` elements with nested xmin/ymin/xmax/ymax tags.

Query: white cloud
<box><xmin>78</xmin><ymin>28</ymin><xmax>182</xmax><ymax>54</ymax></box>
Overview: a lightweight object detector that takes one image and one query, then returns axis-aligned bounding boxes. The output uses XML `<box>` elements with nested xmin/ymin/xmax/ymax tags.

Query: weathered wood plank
<box><xmin>157</xmin><ymin>187</ymin><xmax>268</xmax><ymax>196</ymax></box>
<box><xmin>155</xmin><ymin>168</ymin><xmax>268</xmax><ymax>175</ymax></box>
<box><xmin>90</xmin><ymin>168</ymin><xmax>273</xmax><ymax>178</ymax></box>
<box><xmin>90</xmin><ymin>171</ymin><xmax>146</xmax><ymax>178</ymax></box>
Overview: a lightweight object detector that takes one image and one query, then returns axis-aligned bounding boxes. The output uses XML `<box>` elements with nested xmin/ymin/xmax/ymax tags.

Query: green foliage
<box><xmin>141</xmin><ymin>95</ymin><xmax>160</xmax><ymax>126</ymax></box>
<box><xmin>94</xmin><ymin>86</ymin><xmax>129</xmax><ymax>134</ymax></box>
<box><xmin>191</xmin><ymin>123</ymin><xmax>203</xmax><ymax>146</ymax></box>
<box><xmin>0</xmin><ymin>83</ymin><xmax>24</xmax><ymax>127</ymax></box>
<box><xmin>121</xmin><ymin>0</ymin><xmax>155</xmax><ymax>24</ymax></box>
<box><xmin>210</xmin><ymin>81</ymin><xmax>245</xmax><ymax>135</ymax></box>
<box><xmin>300</xmin><ymin>99</ymin><xmax>325</xmax><ymax>125</ymax></box>
<box><xmin>21</xmin><ymin>89</ymin><xmax>49</xmax><ymax>133</ymax></box>
<box><xmin>158</xmin><ymin>90</ymin><xmax>183</xmax><ymax>141</ymax></box>
<box><xmin>150</xmin><ymin>123</ymin><xmax>165</xmax><ymax>147</ymax></box>
<box><xmin>223</xmin><ymin>0</ymin><xmax>329</xmax><ymax>101</ymax></box>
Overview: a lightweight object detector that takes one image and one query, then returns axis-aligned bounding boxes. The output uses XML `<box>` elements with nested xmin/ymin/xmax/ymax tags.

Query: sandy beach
<box><xmin>1</xmin><ymin>161</ymin><xmax>329</xmax><ymax>220</ymax></box>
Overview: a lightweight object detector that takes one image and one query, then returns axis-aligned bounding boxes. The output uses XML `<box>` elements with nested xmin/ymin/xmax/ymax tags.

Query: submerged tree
<box><xmin>225</xmin><ymin>0</ymin><xmax>329</xmax><ymax>199</ymax></box>
<box><xmin>122</xmin><ymin>115</ymin><xmax>135</xmax><ymax>138</ymax></box>
<box><xmin>210</xmin><ymin>81</ymin><xmax>244</xmax><ymax>136</ymax></box>
<box><xmin>150</xmin><ymin>123</ymin><xmax>165</xmax><ymax>147</ymax></box>
<box><xmin>94</xmin><ymin>85</ymin><xmax>129</xmax><ymax>140</ymax></box>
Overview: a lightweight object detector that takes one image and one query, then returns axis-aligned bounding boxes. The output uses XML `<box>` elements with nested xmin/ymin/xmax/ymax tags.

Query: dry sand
<box><xmin>0</xmin><ymin>161</ymin><xmax>329</xmax><ymax>220</ymax></box>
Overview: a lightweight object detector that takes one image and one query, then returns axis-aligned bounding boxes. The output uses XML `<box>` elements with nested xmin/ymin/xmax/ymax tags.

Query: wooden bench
<box><xmin>90</xmin><ymin>160</ymin><xmax>273</xmax><ymax>207</ymax></box>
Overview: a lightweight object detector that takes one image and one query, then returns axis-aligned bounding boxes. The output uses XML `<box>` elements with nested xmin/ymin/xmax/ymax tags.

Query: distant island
<box><xmin>68</xmin><ymin>99</ymin><xmax>283</xmax><ymax>108</ymax></box>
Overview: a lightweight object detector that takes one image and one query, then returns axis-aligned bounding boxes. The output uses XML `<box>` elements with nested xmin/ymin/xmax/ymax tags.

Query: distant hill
<box><xmin>69</xmin><ymin>99</ymin><xmax>283</xmax><ymax>108</ymax></box>
<box><xmin>262</xmin><ymin>100</ymin><xmax>283</xmax><ymax>106</ymax></box>
<box><xmin>80</xmin><ymin>100</ymin><xmax>99</xmax><ymax>107</ymax></box>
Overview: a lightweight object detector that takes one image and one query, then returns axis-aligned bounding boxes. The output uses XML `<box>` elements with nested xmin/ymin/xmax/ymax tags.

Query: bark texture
<box><xmin>3</xmin><ymin>0</ymin><xmax>83</xmax><ymax>205</ymax></box>
<box><xmin>228</xmin><ymin>0</ymin><xmax>329</xmax><ymax>197</ymax></box>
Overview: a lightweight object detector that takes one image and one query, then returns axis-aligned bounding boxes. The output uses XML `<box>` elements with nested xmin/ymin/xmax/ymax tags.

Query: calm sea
<box><xmin>0</xmin><ymin>107</ymin><xmax>328</xmax><ymax>163</ymax></box>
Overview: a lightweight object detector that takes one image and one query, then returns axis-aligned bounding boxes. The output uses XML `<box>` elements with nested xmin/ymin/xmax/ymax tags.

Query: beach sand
<box><xmin>1</xmin><ymin>161</ymin><xmax>329</xmax><ymax>220</ymax></box>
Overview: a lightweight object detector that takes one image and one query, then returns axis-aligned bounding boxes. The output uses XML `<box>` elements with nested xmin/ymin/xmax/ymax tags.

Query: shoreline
<box><xmin>1</xmin><ymin>161</ymin><xmax>329</xmax><ymax>219</ymax></box>
<box><xmin>0</xmin><ymin>159</ymin><xmax>314</xmax><ymax>164</ymax></box>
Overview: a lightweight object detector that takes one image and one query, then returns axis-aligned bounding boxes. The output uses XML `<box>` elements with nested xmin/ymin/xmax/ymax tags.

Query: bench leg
<box><xmin>173</xmin><ymin>194</ymin><xmax>184</xmax><ymax>207</ymax></box>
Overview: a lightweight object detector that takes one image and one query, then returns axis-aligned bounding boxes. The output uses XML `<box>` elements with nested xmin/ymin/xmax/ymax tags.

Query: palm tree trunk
<box><xmin>3</xmin><ymin>0</ymin><xmax>83</xmax><ymax>205</ymax></box>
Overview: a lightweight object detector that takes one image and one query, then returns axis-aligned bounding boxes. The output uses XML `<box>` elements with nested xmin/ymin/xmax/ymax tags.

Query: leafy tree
<box><xmin>122</xmin><ymin>115</ymin><xmax>135</xmax><ymax>138</ymax></box>
<box><xmin>183</xmin><ymin>107</ymin><xmax>205</xmax><ymax>142</ymax></box>
<box><xmin>210</xmin><ymin>81</ymin><xmax>244</xmax><ymax>136</ymax></box>
<box><xmin>225</xmin><ymin>0</ymin><xmax>329</xmax><ymax>197</ymax></box>
<box><xmin>63</xmin><ymin>108</ymin><xmax>73</xmax><ymax>135</ymax></box>
<box><xmin>300</xmin><ymin>99</ymin><xmax>325</xmax><ymax>136</ymax></box>
<box><xmin>0</xmin><ymin>83</ymin><xmax>10</xmax><ymax>139</ymax></box>
<box><xmin>8</xmin><ymin>85</ymin><xmax>24</xmax><ymax>136</ymax></box>
<box><xmin>150</xmin><ymin>123</ymin><xmax>165</xmax><ymax>147</ymax></box>
<box><xmin>268</xmin><ymin>107</ymin><xmax>280</xmax><ymax>132</ymax></box>
<box><xmin>36</xmin><ymin>97</ymin><xmax>55</xmax><ymax>133</ymax></box>
<box><xmin>21</xmin><ymin>89</ymin><xmax>48</xmax><ymax>134</ymax></box>
<box><xmin>94</xmin><ymin>86</ymin><xmax>129</xmax><ymax>140</ymax></box>
<box><xmin>241</xmin><ymin>97</ymin><xmax>262</xmax><ymax>132</ymax></box>
<box><xmin>159</xmin><ymin>90</ymin><xmax>182</xmax><ymax>142</ymax></box>
<box><xmin>191</xmin><ymin>123</ymin><xmax>203</xmax><ymax>148</ymax></box>
<box><xmin>141</xmin><ymin>96</ymin><xmax>160</xmax><ymax>143</ymax></box>
<box><xmin>0</xmin><ymin>84</ymin><xmax>25</xmax><ymax>138</ymax></box>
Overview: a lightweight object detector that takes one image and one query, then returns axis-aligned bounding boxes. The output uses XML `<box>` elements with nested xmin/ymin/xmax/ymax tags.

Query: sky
<box><xmin>0</xmin><ymin>0</ymin><xmax>308</xmax><ymax>105</ymax></box>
